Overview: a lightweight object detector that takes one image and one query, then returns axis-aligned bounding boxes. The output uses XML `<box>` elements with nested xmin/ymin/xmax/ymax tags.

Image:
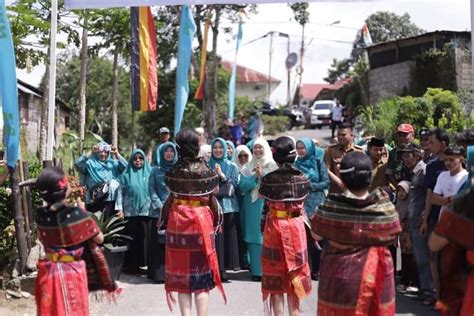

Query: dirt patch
<box><xmin>0</xmin><ymin>291</ymin><xmax>36</xmax><ymax>316</ymax></box>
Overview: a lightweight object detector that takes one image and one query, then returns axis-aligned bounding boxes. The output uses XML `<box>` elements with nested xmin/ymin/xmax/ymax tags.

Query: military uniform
<box><xmin>369</xmin><ymin>156</ymin><xmax>389</xmax><ymax>192</ymax></box>
<box><xmin>324</xmin><ymin>143</ymin><xmax>364</xmax><ymax>193</ymax></box>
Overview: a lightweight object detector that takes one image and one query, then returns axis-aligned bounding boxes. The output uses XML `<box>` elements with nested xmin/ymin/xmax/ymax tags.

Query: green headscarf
<box><xmin>120</xmin><ymin>149</ymin><xmax>151</xmax><ymax>211</ymax></box>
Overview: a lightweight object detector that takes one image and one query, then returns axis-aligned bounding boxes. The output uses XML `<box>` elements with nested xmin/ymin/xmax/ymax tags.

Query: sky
<box><xmin>7</xmin><ymin>0</ymin><xmax>472</xmax><ymax>105</ymax></box>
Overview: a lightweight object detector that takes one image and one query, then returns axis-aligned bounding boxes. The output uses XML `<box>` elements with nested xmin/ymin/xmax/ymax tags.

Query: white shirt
<box><xmin>331</xmin><ymin>105</ymin><xmax>344</xmax><ymax>121</ymax></box>
<box><xmin>433</xmin><ymin>169</ymin><xmax>469</xmax><ymax>215</ymax></box>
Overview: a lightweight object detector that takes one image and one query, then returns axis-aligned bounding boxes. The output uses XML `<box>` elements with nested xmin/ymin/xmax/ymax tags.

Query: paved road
<box><xmin>94</xmin><ymin>128</ymin><xmax>438</xmax><ymax>315</ymax></box>
<box><xmin>276</xmin><ymin>126</ymin><xmax>333</xmax><ymax>147</ymax></box>
<box><xmin>95</xmin><ymin>270</ymin><xmax>437</xmax><ymax>316</ymax></box>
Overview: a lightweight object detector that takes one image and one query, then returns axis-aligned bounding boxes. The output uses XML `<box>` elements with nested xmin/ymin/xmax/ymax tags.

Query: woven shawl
<box><xmin>312</xmin><ymin>188</ymin><xmax>401</xmax><ymax>246</ymax></box>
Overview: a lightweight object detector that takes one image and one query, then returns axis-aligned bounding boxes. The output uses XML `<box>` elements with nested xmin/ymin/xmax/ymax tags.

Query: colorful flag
<box><xmin>0</xmin><ymin>0</ymin><xmax>20</xmax><ymax>168</ymax></box>
<box><xmin>194</xmin><ymin>16</ymin><xmax>211</xmax><ymax>101</ymax></box>
<box><xmin>228</xmin><ymin>22</ymin><xmax>243</xmax><ymax>121</ymax></box>
<box><xmin>361</xmin><ymin>23</ymin><xmax>373</xmax><ymax>47</ymax></box>
<box><xmin>130</xmin><ymin>6</ymin><xmax>157</xmax><ymax>112</ymax></box>
<box><xmin>174</xmin><ymin>5</ymin><xmax>196</xmax><ymax>133</ymax></box>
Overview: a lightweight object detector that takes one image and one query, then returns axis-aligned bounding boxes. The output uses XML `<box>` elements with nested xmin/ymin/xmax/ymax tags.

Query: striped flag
<box><xmin>194</xmin><ymin>17</ymin><xmax>211</xmax><ymax>101</ymax></box>
<box><xmin>130</xmin><ymin>6</ymin><xmax>157</xmax><ymax>112</ymax></box>
<box><xmin>361</xmin><ymin>23</ymin><xmax>373</xmax><ymax>47</ymax></box>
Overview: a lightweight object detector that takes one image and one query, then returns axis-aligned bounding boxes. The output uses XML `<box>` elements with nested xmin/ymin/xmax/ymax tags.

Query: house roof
<box><xmin>17</xmin><ymin>79</ymin><xmax>71</xmax><ymax>112</ymax></box>
<box><xmin>221</xmin><ymin>60</ymin><xmax>281</xmax><ymax>84</ymax></box>
<box><xmin>298</xmin><ymin>78</ymin><xmax>351</xmax><ymax>100</ymax></box>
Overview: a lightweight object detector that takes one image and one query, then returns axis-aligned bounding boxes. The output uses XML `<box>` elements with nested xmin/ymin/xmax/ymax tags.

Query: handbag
<box><xmin>90</xmin><ymin>181</ymin><xmax>110</xmax><ymax>203</ymax></box>
<box><xmin>216</xmin><ymin>180</ymin><xmax>234</xmax><ymax>198</ymax></box>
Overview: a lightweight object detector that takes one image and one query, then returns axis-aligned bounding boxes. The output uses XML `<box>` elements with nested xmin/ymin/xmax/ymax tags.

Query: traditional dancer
<box><xmin>312</xmin><ymin>152</ymin><xmax>401</xmax><ymax>315</ymax></box>
<box><xmin>160</xmin><ymin>128</ymin><xmax>226</xmax><ymax>316</ymax></box>
<box><xmin>35</xmin><ymin>167</ymin><xmax>117</xmax><ymax>316</ymax></box>
<box><xmin>429</xmin><ymin>185</ymin><xmax>474</xmax><ymax>316</ymax></box>
<box><xmin>260</xmin><ymin>136</ymin><xmax>312</xmax><ymax>316</ymax></box>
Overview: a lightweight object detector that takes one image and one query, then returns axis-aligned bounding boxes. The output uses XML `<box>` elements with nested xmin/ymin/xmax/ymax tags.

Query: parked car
<box><xmin>283</xmin><ymin>106</ymin><xmax>305</xmax><ymax>129</ymax></box>
<box><xmin>260</xmin><ymin>101</ymin><xmax>278</xmax><ymax>116</ymax></box>
<box><xmin>305</xmin><ymin>100</ymin><xmax>335</xmax><ymax>129</ymax></box>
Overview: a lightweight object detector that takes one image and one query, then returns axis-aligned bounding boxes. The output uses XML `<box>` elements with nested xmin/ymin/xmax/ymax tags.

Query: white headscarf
<box><xmin>234</xmin><ymin>145</ymin><xmax>253</xmax><ymax>171</ymax></box>
<box><xmin>241</xmin><ymin>138</ymin><xmax>278</xmax><ymax>202</ymax></box>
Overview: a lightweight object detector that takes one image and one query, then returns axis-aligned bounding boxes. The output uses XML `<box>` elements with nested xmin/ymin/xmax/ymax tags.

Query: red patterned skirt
<box><xmin>165</xmin><ymin>196</ymin><xmax>226</xmax><ymax>306</ymax></box>
<box><xmin>261</xmin><ymin>201</ymin><xmax>312</xmax><ymax>309</ymax></box>
<box><xmin>35</xmin><ymin>248</ymin><xmax>89</xmax><ymax>316</ymax></box>
<box><xmin>317</xmin><ymin>245</ymin><xmax>395</xmax><ymax>316</ymax></box>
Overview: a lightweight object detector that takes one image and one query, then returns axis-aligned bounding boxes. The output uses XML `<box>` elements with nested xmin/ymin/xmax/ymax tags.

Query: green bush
<box><xmin>262</xmin><ymin>115</ymin><xmax>289</xmax><ymax>136</ymax></box>
<box><xmin>395</xmin><ymin>96</ymin><xmax>433</xmax><ymax>133</ymax></box>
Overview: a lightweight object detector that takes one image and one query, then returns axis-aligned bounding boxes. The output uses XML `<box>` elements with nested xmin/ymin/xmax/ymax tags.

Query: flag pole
<box><xmin>46</xmin><ymin>0</ymin><xmax>58</xmax><ymax>162</ymax></box>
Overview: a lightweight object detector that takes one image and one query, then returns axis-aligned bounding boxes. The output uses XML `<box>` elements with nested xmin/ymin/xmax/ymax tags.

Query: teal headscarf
<box><xmin>87</xmin><ymin>141</ymin><xmax>118</xmax><ymax>183</ymax></box>
<box><xmin>209</xmin><ymin>138</ymin><xmax>231</xmax><ymax>174</ymax></box>
<box><xmin>158</xmin><ymin>142</ymin><xmax>178</xmax><ymax>172</ymax></box>
<box><xmin>226</xmin><ymin>141</ymin><xmax>235</xmax><ymax>161</ymax></box>
<box><xmin>120</xmin><ymin>149</ymin><xmax>151</xmax><ymax>211</ymax></box>
<box><xmin>295</xmin><ymin>138</ymin><xmax>319</xmax><ymax>174</ymax></box>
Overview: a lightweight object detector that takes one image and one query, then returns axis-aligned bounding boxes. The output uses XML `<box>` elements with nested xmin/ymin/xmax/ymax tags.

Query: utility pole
<box><xmin>298</xmin><ymin>23</ymin><xmax>305</xmax><ymax>88</ymax></box>
<box><xmin>267</xmin><ymin>31</ymin><xmax>274</xmax><ymax>102</ymax></box>
<box><xmin>286</xmin><ymin>34</ymin><xmax>291</xmax><ymax>106</ymax></box>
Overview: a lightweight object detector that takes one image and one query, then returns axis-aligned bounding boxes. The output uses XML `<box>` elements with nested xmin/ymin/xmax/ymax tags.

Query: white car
<box><xmin>306</xmin><ymin>100</ymin><xmax>335</xmax><ymax>129</ymax></box>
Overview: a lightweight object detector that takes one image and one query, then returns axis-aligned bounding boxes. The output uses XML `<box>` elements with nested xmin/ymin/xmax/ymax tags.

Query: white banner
<box><xmin>65</xmin><ymin>0</ymin><xmax>387</xmax><ymax>10</ymax></box>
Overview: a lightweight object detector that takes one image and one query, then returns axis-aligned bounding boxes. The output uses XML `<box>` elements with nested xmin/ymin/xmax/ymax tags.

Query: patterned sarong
<box><xmin>312</xmin><ymin>189</ymin><xmax>401</xmax><ymax>315</ymax></box>
<box><xmin>36</xmin><ymin>248</ymin><xmax>89</xmax><ymax>316</ymax></box>
<box><xmin>261</xmin><ymin>201</ymin><xmax>312</xmax><ymax>311</ymax></box>
<box><xmin>164</xmin><ymin>195</ymin><xmax>226</xmax><ymax>310</ymax></box>
<box><xmin>434</xmin><ymin>188</ymin><xmax>474</xmax><ymax>316</ymax></box>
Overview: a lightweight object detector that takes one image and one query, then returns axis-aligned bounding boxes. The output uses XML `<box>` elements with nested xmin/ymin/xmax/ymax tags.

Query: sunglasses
<box><xmin>133</xmin><ymin>156</ymin><xmax>144</xmax><ymax>161</ymax></box>
<box><xmin>238</xmin><ymin>153</ymin><xmax>249</xmax><ymax>158</ymax></box>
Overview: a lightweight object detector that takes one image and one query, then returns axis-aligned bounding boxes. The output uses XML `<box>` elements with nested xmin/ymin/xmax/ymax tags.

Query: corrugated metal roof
<box><xmin>221</xmin><ymin>60</ymin><xmax>281</xmax><ymax>84</ymax></box>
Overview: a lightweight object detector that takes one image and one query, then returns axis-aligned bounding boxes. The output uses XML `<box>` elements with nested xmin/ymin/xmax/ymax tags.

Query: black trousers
<box><xmin>124</xmin><ymin>216</ymin><xmax>152</xmax><ymax>272</ymax></box>
<box><xmin>216</xmin><ymin>212</ymin><xmax>242</xmax><ymax>280</ymax></box>
<box><xmin>147</xmin><ymin>219</ymin><xmax>166</xmax><ymax>282</ymax></box>
<box><xmin>330</xmin><ymin>120</ymin><xmax>342</xmax><ymax>138</ymax></box>
<box><xmin>401</xmin><ymin>253</ymin><xmax>420</xmax><ymax>287</ymax></box>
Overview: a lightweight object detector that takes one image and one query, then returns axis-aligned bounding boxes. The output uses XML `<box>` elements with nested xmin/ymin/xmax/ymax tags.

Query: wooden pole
<box><xmin>18</xmin><ymin>160</ymin><xmax>31</xmax><ymax>251</ymax></box>
<box><xmin>9</xmin><ymin>163</ymin><xmax>28</xmax><ymax>275</ymax></box>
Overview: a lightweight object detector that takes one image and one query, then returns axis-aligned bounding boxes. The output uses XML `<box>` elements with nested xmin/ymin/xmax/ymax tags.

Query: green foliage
<box><xmin>262</xmin><ymin>115</ymin><xmax>289</xmax><ymax>136</ymax></box>
<box><xmin>289</xmin><ymin>3</ymin><xmax>310</xmax><ymax>26</ymax></box>
<box><xmin>412</xmin><ymin>48</ymin><xmax>456</xmax><ymax>95</ymax></box>
<box><xmin>361</xmin><ymin>88</ymin><xmax>466</xmax><ymax>143</ymax></box>
<box><xmin>7</xmin><ymin>0</ymin><xmax>80</xmax><ymax>69</ymax></box>
<box><xmin>90</xmin><ymin>212</ymin><xmax>132</xmax><ymax>246</ymax></box>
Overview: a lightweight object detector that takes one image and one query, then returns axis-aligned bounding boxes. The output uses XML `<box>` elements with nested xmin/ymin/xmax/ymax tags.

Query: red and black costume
<box><xmin>161</xmin><ymin>157</ymin><xmax>226</xmax><ymax>310</ymax></box>
<box><xmin>35</xmin><ymin>202</ymin><xmax>116</xmax><ymax>316</ymax></box>
<box><xmin>259</xmin><ymin>164</ymin><xmax>312</xmax><ymax>312</ymax></box>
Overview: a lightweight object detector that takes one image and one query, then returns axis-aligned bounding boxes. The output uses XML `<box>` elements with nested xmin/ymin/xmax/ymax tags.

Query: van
<box><xmin>305</xmin><ymin>100</ymin><xmax>335</xmax><ymax>129</ymax></box>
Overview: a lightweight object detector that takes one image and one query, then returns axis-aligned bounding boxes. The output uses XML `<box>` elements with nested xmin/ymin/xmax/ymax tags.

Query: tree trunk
<box><xmin>111</xmin><ymin>49</ymin><xmax>119</xmax><ymax>146</ymax></box>
<box><xmin>78</xmin><ymin>13</ymin><xmax>89</xmax><ymax>146</ymax></box>
<box><xmin>38</xmin><ymin>65</ymin><xmax>49</xmax><ymax>161</ymax></box>
<box><xmin>203</xmin><ymin>6</ymin><xmax>221</xmax><ymax>141</ymax></box>
<box><xmin>9</xmin><ymin>165</ymin><xmax>28</xmax><ymax>275</ymax></box>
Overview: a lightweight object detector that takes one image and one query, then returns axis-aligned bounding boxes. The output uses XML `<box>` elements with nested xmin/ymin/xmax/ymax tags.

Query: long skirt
<box><xmin>35</xmin><ymin>252</ymin><xmax>89</xmax><ymax>316</ymax></box>
<box><xmin>261</xmin><ymin>213</ymin><xmax>312</xmax><ymax>310</ymax></box>
<box><xmin>147</xmin><ymin>219</ymin><xmax>166</xmax><ymax>283</ymax></box>
<box><xmin>165</xmin><ymin>196</ymin><xmax>226</xmax><ymax>309</ymax></box>
<box><xmin>124</xmin><ymin>216</ymin><xmax>152</xmax><ymax>272</ymax></box>
<box><xmin>318</xmin><ymin>245</ymin><xmax>395</xmax><ymax>315</ymax></box>
<box><xmin>216</xmin><ymin>212</ymin><xmax>242</xmax><ymax>277</ymax></box>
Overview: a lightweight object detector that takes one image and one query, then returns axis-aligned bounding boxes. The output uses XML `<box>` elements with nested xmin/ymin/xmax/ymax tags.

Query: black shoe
<box><xmin>311</xmin><ymin>274</ymin><xmax>319</xmax><ymax>281</ymax></box>
<box><xmin>252</xmin><ymin>276</ymin><xmax>262</xmax><ymax>282</ymax></box>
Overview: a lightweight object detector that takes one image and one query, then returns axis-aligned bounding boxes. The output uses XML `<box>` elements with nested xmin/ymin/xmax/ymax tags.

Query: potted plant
<box><xmin>91</xmin><ymin>211</ymin><xmax>131</xmax><ymax>281</ymax></box>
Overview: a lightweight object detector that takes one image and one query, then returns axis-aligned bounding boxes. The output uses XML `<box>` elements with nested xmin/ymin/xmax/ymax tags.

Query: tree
<box><xmin>290</xmin><ymin>3</ymin><xmax>310</xmax><ymax>87</ymax></box>
<box><xmin>324</xmin><ymin>11</ymin><xmax>424</xmax><ymax>83</ymax></box>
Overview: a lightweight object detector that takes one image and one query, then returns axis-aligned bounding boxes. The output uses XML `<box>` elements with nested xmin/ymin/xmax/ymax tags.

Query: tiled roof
<box><xmin>298</xmin><ymin>78</ymin><xmax>351</xmax><ymax>100</ymax></box>
<box><xmin>221</xmin><ymin>60</ymin><xmax>281</xmax><ymax>84</ymax></box>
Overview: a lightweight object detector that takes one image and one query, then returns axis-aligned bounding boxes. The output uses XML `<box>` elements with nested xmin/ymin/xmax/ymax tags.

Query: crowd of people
<box><xmin>32</xmin><ymin>120</ymin><xmax>474</xmax><ymax>316</ymax></box>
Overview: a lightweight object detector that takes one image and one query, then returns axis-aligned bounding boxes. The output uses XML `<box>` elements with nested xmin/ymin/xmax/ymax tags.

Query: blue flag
<box><xmin>228</xmin><ymin>22</ymin><xmax>242</xmax><ymax>121</ymax></box>
<box><xmin>174</xmin><ymin>5</ymin><xmax>196</xmax><ymax>133</ymax></box>
<box><xmin>0</xmin><ymin>0</ymin><xmax>20</xmax><ymax>168</ymax></box>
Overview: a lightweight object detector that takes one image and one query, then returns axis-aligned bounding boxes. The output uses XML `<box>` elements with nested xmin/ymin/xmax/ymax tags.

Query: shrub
<box><xmin>262</xmin><ymin>115</ymin><xmax>289</xmax><ymax>136</ymax></box>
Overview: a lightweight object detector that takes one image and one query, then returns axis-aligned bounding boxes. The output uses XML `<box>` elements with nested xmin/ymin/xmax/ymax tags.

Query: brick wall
<box><xmin>368</xmin><ymin>61</ymin><xmax>415</xmax><ymax>104</ymax></box>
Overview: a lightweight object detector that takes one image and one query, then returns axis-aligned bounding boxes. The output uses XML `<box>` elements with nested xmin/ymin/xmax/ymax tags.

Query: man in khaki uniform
<box><xmin>324</xmin><ymin>122</ymin><xmax>364</xmax><ymax>193</ymax></box>
<box><xmin>367</xmin><ymin>137</ymin><xmax>389</xmax><ymax>192</ymax></box>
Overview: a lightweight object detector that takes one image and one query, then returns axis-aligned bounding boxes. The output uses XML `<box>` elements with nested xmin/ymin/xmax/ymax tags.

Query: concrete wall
<box><xmin>369</xmin><ymin>60</ymin><xmax>415</xmax><ymax>104</ymax></box>
<box><xmin>454</xmin><ymin>47</ymin><xmax>473</xmax><ymax>91</ymax></box>
<box><xmin>235</xmin><ymin>82</ymin><xmax>279</xmax><ymax>101</ymax></box>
